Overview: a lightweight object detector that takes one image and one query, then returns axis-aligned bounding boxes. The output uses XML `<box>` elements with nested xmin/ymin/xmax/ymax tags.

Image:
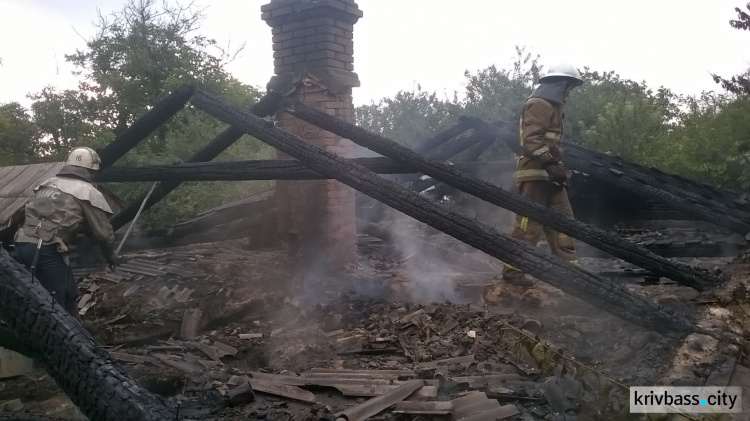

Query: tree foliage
<box><xmin>0</xmin><ymin>102</ymin><xmax>38</xmax><ymax>166</ymax></box>
<box><xmin>66</xmin><ymin>0</ymin><xmax>269</xmax><ymax>228</ymax></box>
<box><xmin>355</xmin><ymin>40</ymin><xmax>750</xmax><ymax>193</ymax></box>
<box><xmin>6</xmin><ymin>0</ymin><xmax>270</xmax><ymax>229</ymax></box>
<box><xmin>356</xmin><ymin>86</ymin><xmax>461</xmax><ymax>150</ymax></box>
<box><xmin>712</xmin><ymin>2</ymin><xmax>750</xmax><ymax>96</ymax></box>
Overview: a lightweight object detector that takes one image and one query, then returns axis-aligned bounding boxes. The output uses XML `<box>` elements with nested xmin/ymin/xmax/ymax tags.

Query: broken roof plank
<box><xmin>245</xmin><ymin>377</ymin><xmax>315</xmax><ymax>403</ymax></box>
<box><xmin>451</xmin><ymin>391</ymin><xmax>520</xmax><ymax>421</ymax></box>
<box><xmin>420</xmin><ymin>354</ymin><xmax>475</xmax><ymax>369</ymax></box>
<box><xmin>334</xmin><ymin>379</ymin><xmax>423</xmax><ymax>421</ymax></box>
<box><xmin>117</xmin><ymin>263</ymin><xmax>168</xmax><ymax>277</ymax></box>
<box><xmin>451</xmin><ymin>374</ymin><xmax>524</xmax><ymax>389</ymax></box>
<box><xmin>304</xmin><ymin>368</ymin><xmax>413</xmax><ymax>379</ymax></box>
<box><xmin>337</xmin><ymin>384</ymin><xmax>437</xmax><ymax>398</ymax></box>
<box><xmin>393</xmin><ymin>401</ymin><xmax>453</xmax><ymax>415</ymax></box>
<box><xmin>110</xmin><ymin>351</ymin><xmax>159</xmax><ymax>365</ymax></box>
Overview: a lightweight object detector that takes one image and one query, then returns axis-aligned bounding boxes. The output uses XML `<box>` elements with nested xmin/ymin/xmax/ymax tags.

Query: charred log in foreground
<box><xmin>109</xmin><ymin>91</ymin><xmax>285</xmax><ymax>230</ymax></box>
<box><xmin>480</xmin><ymin>119</ymin><xmax>750</xmax><ymax>235</ymax></box>
<box><xmin>191</xmin><ymin>89</ymin><xmax>698</xmax><ymax>334</ymax></box>
<box><xmin>282</xmin><ymin>100</ymin><xmax>718</xmax><ymax>291</ymax></box>
<box><xmin>0</xmin><ymin>249</ymin><xmax>177</xmax><ymax>421</ymax></box>
<box><xmin>98</xmin><ymin>84</ymin><xmax>195</xmax><ymax>169</ymax></box>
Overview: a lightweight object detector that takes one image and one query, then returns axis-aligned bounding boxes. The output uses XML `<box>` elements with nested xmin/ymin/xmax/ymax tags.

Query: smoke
<box><xmin>382</xmin><ymin>208</ymin><xmax>470</xmax><ymax>304</ymax></box>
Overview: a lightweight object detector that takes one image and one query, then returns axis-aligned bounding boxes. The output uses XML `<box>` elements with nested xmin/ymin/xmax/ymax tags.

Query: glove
<box><xmin>103</xmin><ymin>250</ymin><xmax>119</xmax><ymax>271</ymax></box>
<box><xmin>542</xmin><ymin>161</ymin><xmax>571</xmax><ymax>185</ymax></box>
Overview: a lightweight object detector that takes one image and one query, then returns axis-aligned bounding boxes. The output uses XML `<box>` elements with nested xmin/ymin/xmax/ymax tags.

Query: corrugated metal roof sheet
<box><xmin>0</xmin><ymin>162</ymin><xmax>65</xmax><ymax>228</ymax></box>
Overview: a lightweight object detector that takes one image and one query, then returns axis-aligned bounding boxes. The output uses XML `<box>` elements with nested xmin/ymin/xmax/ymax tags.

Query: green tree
<box><xmin>660</xmin><ymin>93</ymin><xmax>750</xmax><ymax>191</ymax></box>
<box><xmin>712</xmin><ymin>2</ymin><xmax>750</xmax><ymax>96</ymax></box>
<box><xmin>460</xmin><ymin>46</ymin><xmax>541</xmax><ymax>124</ymax></box>
<box><xmin>28</xmin><ymin>87</ymin><xmax>101</xmax><ymax>158</ymax></box>
<box><xmin>565</xmin><ymin>71</ymin><xmax>677</xmax><ymax>164</ymax></box>
<box><xmin>0</xmin><ymin>102</ymin><xmax>39</xmax><ymax>165</ymax></box>
<box><xmin>28</xmin><ymin>0</ymin><xmax>269</xmax><ymax>228</ymax></box>
<box><xmin>356</xmin><ymin>86</ymin><xmax>460</xmax><ymax>149</ymax></box>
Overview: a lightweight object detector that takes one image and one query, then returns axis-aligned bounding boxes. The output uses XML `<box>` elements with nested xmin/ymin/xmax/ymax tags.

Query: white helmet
<box><xmin>65</xmin><ymin>147</ymin><xmax>101</xmax><ymax>170</ymax></box>
<box><xmin>540</xmin><ymin>63</ymin><xmax>583</xmax><ymax>86</ymax></box>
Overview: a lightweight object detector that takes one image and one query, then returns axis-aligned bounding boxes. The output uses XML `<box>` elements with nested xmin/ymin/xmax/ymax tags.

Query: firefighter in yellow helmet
<box><xmin>501</xmin><ymin>64</ymin><xmax>583</xmax><ymax>287</ymax></box>
<box><xmin>14</xmin><ymin>147</ymin><xmax>117</xmax><ymax>321</ymax></box>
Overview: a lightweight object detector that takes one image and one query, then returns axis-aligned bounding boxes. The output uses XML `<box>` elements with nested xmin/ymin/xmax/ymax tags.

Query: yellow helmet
<box><xmin>540</xmin><ymin>63</ymin><xmax>583</xmax><ymax>86</ymax></box>
<box><xmin>65</xmin><ymin>147</ymin><xmax>101</xmax><ymax>170</ymax></box>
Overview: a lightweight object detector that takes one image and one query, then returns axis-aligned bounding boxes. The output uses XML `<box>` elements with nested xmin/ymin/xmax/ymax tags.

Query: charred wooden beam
<box><xmin>109</xmin><ymin>91</ymin><xmax>286</xmax><ymax>231</ymax></box>
<box><xmin>0</xmin><ymin>249</ymin><xmax>177</xmax><ymax>420</ymax></box>
<box><xmin>98</xmin><ymin>157</ymin><xmax>409</xmax><ymax>182</ymax></box>
<box><xmin>191</xmin><ymin>89</ymin><xmax>698</xmax><ymax>334</ymax></box>
<box><xmin>98</xmin><ymin>84</ymin><xmax>195</xmax><ymax>169</ymax></box>
<box><xmin>282</xmin><ymin>100</ymin><xmax>718</xmax><ymax>291</ymax></box>
<box><xmin>413</xmin><ymin>118</ymin><xmax>472</xmax><ymax>154</ymax></box>
<box><xmin>96</xmin><ymin>158</ymin><xmax>515</xmax><ymax>182</ymax></box>
<box><xmin>472</xmin><ymin>117</ymin><xmax>750</xmax><ymax>235</ymax></box>
<box><xmin>567</xmin><ymin>142</ymin><xmax>750</xmax><ymax>218</ymax></box>
<box><xmin>564</xmin><ymin>144</ymin><xmax>750</xmax><ymax>233</ymax></box>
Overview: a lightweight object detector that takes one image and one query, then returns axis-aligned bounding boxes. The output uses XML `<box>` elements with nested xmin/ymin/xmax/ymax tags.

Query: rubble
<box><xmin>1</xmin><ymin>235</ymin><xmax>748</xmax><ymax>420</ymax></box>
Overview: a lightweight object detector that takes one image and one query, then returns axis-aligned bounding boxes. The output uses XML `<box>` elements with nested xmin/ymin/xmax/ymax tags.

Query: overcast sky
<box><xmin>1</xmin><ymin>0</ymin><xmax>748</xmax><ymax>110</ymax></box>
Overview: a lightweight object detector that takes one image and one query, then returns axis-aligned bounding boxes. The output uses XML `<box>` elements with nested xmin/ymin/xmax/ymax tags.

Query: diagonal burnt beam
<box><xmin>191</xmin><ymin>89</ymin><xmax>698</xmax><ymax>334</ymax></box>
<box><xmin>98</xmin><ymin>84</ymin><xmax>196</xmax><ymax>169</ymax></box>
<box><xmin>109</xmin><ymin>91</ymin><xmax>286</xmax><ymax>231</ymax></box>
<box><xmin>473</xmin><ymin>117</ymin><xmax>750</xmax><ymax>235</ymax></box>
<box><xmin>281</xmin><ymin>100</ymin><xmax>719</xmax><ymax>291</ymax></box>
<box><xmin>0</xmin><ymin>249</ymin><xmax>177</xmax><ymax>420</ymax></box>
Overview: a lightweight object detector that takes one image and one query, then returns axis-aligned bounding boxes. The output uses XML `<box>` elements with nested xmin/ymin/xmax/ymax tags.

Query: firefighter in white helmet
<box><xmin>14</xmin><ymin>147</ymin><xmax>117</xmax><ymax>321</ymax></box>
<box><xmin>501</xmin><ymin>64</ymin><xmax>583</xmax><ymax>287</ymax></box>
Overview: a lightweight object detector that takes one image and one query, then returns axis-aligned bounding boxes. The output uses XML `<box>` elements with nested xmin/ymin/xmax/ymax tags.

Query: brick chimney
<box><xmin>261</xmin><ymin>0</ymin><xmax>362</xmax><ymax>271</ymax></box>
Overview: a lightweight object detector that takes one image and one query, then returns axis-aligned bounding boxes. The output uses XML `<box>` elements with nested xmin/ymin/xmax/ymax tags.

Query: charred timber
<box><xmin>109</xmin><ymin>92</ymin><xmax>286</xmax><ymax>230</ymax></box>
<box><xmin>409</xmin><ymin>131</ymin><xmax>496</xmax><ymax>194</ymax></box>
<box><xmin>191</xmin><ymin>89</ymin><xmax>698</xmax><ymax>334</ymax></box>
<box><xmin>96</xmin><ymin>158</ymin><xmax>511</xmax><ymax>182</ymax></box>
<box><xmin>0</xmin><ymin>249</ymin><xmax>177</xmax><ymax>420</ymax></box>
<box><xmin>99</xmin><ymin>157</ymin><xmax>411</xmax><ymax>182</ymax></box>
<box><xmin>98</xmin><ymin>84</ymin><xmax>195</xmax><ymax>169</ymax></box>
<box><xmin>382</xmin><ymin>122</ymin><xmax>478</xmax><ymax>188</ymax></box>
<box><xmin>565</xmin><ymin>143</ymin><xmax>750</xmax><ymax>229</ymax></box>
<box><xmin>566</xmin><ymin>142</ymin><xmax>750</xmax><ymax>218</ymax></box>
<box><xmin>282</xmin><ymin>100</ymin><xmax>718</xmax><ymax>291</ymax></box>
<box><xmin>413</xmin><ymin>118</ymin><xmax>473</xmax><ymax>154</ymax></box>
<box><xmin>474</xmin><ymin>118</ymin><xmax>750</xmax><ymax>235</ymax></box>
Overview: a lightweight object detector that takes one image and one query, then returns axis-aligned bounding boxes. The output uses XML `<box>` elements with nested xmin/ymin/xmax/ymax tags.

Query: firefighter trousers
<box><xmin>502</xmin><ymin>181</ymin><xmax>578</xmax><ymax>279</ymax></box>
<box><xmin>15</xmin><ymin>242</ymin><xmax>82</xmax><ymax>321</ymax></box>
